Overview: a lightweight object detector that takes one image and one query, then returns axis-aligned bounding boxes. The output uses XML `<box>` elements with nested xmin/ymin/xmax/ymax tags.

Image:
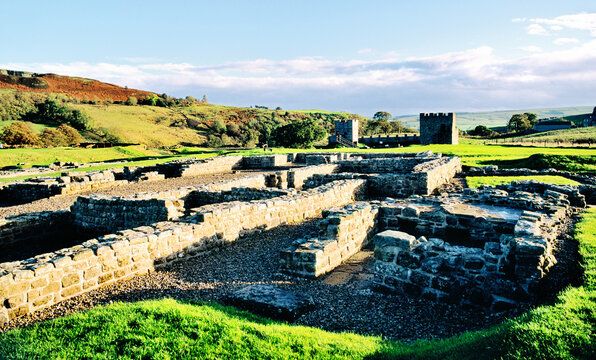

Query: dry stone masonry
<box><xmin>1</xmin><ymin>151</ymin><xmax>588</xmax><ymax>325</ymax></box>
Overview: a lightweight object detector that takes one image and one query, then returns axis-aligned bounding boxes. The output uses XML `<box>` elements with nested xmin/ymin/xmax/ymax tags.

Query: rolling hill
<box><xmin>396</xmin><ymin>106</ymin><xmax>594</xmax><ymax>131</ymax></box>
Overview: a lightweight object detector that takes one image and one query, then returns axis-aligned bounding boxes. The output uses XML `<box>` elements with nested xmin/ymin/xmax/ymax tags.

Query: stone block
<box><xmin>225</xmin><ymin>285</ymin><xmax>314</xmax><ymax>321</ymax></box>
<box><xmin>374</xmin><ymin>230</ymin><xmax>417</xmax><ymax>251</ymax></box>
<box><xmin>62</xmin><ymin>273</ymin><xmax>81</xmax><ymax>288</ymax></box>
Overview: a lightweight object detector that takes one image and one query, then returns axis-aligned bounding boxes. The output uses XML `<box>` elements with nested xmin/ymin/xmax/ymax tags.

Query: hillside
<box><xmin>0</xmin><ymin>70</ymin><xmax>368</xmax><ymax>148</ymax></box>
<box><xmin>397</xmin><ymin>106</ymin><xmax>594</xmax><ymax>130</ymax></box>
<box><xmin>0</xmin><ymin>69</ymin><xmax>154</xmax><ymax>102</ymax></box>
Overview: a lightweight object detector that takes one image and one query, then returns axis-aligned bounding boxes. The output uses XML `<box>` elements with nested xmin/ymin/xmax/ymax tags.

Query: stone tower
<box><xmin>332</xmin><ymin>119</ymin><xmax>359</xmax><ymax>144</ymax></box>
<box><xmin>419</xmin><ymin>113</ymin><xmax>458</xmax><ymax>145</ymax></box>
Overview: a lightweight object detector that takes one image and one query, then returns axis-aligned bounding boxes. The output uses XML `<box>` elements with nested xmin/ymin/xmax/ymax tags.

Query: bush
<box><xmin>57</xmin><ymin>124</ymin><xmax>83</xmax><ymax>145</ymax></box>
<box><xmin>125</xmin><ymin>96</ymin><xmax>137</xmax><ymax>106</ymax></box>
<box><xmin>0</xmin><ymin>121</ymin><xmax>40</xmax><ymax>146</ymax></box>
<box><xmin>40</xmin><ymin>128</ymin><xmax>67</xmax><ymax>147</ymax></box>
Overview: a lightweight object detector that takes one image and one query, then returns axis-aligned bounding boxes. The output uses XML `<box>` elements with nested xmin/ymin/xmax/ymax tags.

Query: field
<box><xmin>69</xmin><ymin>104</ymin><xmax>208</xmax><ymax>147</ymax></box>
<box><xmin>484</xmin><ymin>127</ymin><xmax>596</xmax><ymax>147</ymax></box>
<box><xmin>0</xmin><ymin>208</ymin><xmax>593</xmax><ymax>359</ymax></box>
<box><xmin>466</xmin><ymin>175</ymin><xmax>581</xmax><ymax>188</ymax></box>
<box><xmin>397</xmin><ymin>106</ymin><xmax>593</xmax><ymax>131</ymax></box>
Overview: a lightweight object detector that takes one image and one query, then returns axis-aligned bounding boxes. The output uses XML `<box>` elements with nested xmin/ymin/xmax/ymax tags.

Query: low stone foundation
<box><xmin>280</xmin><ymin>202</ymin><xmax>378</xmax><ymax>277</ymax></box>
<box><xmin>0</xmin><ymin>179</ymin><xmax>366</xmax><ymax>325</ymax></box>
<box><xmin>373</xmin><ymin>187</ymin><xmax>573</xmax><ymax>311</ymax></box>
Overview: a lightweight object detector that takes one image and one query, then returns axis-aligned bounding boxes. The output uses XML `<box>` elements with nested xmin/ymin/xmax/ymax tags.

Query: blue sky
<box><xmin>1</xmin><ymin>0</ymin><xmax>595</xmax><ymax>116</ymax></box>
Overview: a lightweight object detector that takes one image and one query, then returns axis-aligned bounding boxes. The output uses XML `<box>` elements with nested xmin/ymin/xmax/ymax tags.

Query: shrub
<box><xmin>40</xmin><ymin>128</ymin><xmax>67</xmax><ymax>147</ymax></box>
<box><xmin>0</xmin><ymin>121</ymin><xmax>40</xmax><ymax>146</ymax></box>
<box><xmin>125</xmin><ymin>96</ymin><xmax>138</xmax><ymax>106</ymax></box>
<box><xmin>57</xmin><ymin>124</ymin><xmax>83</xmax><ymax>145</ymax></box>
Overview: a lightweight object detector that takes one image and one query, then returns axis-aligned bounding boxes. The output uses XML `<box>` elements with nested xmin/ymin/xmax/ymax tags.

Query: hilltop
<box><xmin>0</xmin><ymin>69</ymin><xmax>154</xmax><ymax>102</ymax></box>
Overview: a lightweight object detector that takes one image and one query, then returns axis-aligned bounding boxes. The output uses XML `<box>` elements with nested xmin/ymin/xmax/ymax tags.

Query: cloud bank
<box><xmin>2</xmin><ymin>13</ymin><xmax>596</xmax><ymax>115</ymax></box>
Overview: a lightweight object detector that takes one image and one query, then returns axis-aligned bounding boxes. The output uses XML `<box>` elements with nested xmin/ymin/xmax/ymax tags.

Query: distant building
<box><xmin>329</xmin><ymin>119</ymin><xmax>358</xmax><ymax>147</ymax></box>
<box><xmin>419</xmin><ymin>112</ymin><xmax>458</xmax><ymax>145</ymax></box>
<box><xmin>533</xmin><ymin>119</ymin><xmax>571</xmax><ymax>132</ymax></box>
<box><xmin>583</xmin><ymin>107</ymin><xmax>596</xmax><ymax>127</ymax></box>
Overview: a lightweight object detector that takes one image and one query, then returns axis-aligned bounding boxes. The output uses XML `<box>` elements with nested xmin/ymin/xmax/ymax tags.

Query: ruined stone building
<box><xmin>420</xmin><ymin>113</ymin><xmax>458</xmax><ymax>145</ymax></box>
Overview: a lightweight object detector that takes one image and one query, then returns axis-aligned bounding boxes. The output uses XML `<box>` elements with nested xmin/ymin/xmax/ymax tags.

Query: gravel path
<box><xmin>0</xmin><ymin>219</ymin><xmax>515</xmax><ymax>341</ymax></box>
<box><xmin>0</xmin><ymin>171</ymin><xmax>267</xmax><ymax>217</ymax></box>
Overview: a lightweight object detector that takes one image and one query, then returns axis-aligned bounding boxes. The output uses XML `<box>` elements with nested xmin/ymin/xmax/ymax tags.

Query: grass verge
<box><xmin>466</xmin><ymin>175</ymin><xmax>582</xmax><ymax>188</ymax></box>
<box><xmin>0</xmin><ymin>209</ymin><xmax>594</xmax><ymax>359</ymax></box>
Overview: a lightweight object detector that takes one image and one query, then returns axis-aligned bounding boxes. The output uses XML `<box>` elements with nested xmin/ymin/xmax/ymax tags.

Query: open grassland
<box><xmin>0</xmin><ymin>146</ymin><xmax>166</xmax><ymax>168</ymax></box>
<box><xmin>486</xmin><ymin>127</ymin><xmax>596</xmax><ymax>146</ymax></box>
<box><xmin>1</xmin><ymin>208</ymin><xmax>594</xmax><ymax>359</ymax></box>
<box><xmin>397</xmin><ymin>106</ymin><xmax>593</xmax><ymax>130</ymax></box>
<box><xmin>466</xmin><ymin>175</ymin><xmax>582</xmax><ymax>188</ymax></box>
<box><xmin>69</xmin><ymin>104</ymin><xmax>207</xmax><ymax>147</ymax></box>
<box><xmin>0</xmin><ymin>143</ymin><xmax>594</xmax><ymax>183</ymax></box>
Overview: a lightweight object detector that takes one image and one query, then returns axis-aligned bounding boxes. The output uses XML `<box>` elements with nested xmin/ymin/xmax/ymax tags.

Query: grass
<box><xmin>0</xmin><ymin>145</ymin><xmax>165</xmax><ymax>168</ymax></box>
<box><xmin>488</xmin><ymin>127</ymin><xmax>596</xmax><ymax>145</ymax></box>
<box><xmin>69</xmin><ymin>104</ymin><xmax>207</xmax><ymax>147</ymax></box>
<box><xmin>466</xmin><ymin>175</ymin><xmax>582</xmax><ymax>188</ymax></box>
<box><xmin>1</xmin><ymin>208</ymin><xmax>594</xmax><ymax>359</ymax></box>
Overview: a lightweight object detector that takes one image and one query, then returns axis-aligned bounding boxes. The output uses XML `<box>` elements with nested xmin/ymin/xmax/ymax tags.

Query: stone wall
<box><xmin>242</xmin><ymin>155</ymin><xmax>290</xmax><ymax>169</ymax></box>
<box><xmin>185</xmin><ymin>188</ymin><xmax>295</xmax><ymax>208</ymax></box>
<box><xmin>280</xmin><ymin>202</ymin><xmax>378</xmax><ymax>277</ymax></box>
<box><xmin>71</xmin><ymin>196</ymin><xmax>185</xmax><ymax>235</ymax></box>
<box><xmin>187</xmin><ymin>179</ymin><xmax>367</xmax><ymax>241</ymax></box>
<box><xmin>373</xmin><ymin>188</ymin><xmax>572</xmax><ymax>311</ymax></box>
<box><xmin>287</xmin><ymin>164</ymin><xmax>340</xmax><ymax>190</ymax></box>
<box><xmin>0</xmin><ymin>170</ymin><xmax>127</xmax><ymax>204</ymax></box>
<box><xmin>0</xmin><ymin>179</ymin><xmax>366</xmax><ymax>325</ymax></box>
<box><xmin>0</xmin><ymin>211</ymin><xmax>71</xmax><ymax>247</ymax></box>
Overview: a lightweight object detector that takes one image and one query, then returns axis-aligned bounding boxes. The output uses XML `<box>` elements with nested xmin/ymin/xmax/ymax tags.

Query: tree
<box><xmin>272</xmin><ymin>119</ymin><xmax>327</xmax><ymax>148</ymax></box>
<box><xmin>524</xmin><ymin>112</ymin><xmax>537</xmax><ymax>125</ymax></box>
<box><xmin>0</xmin><ymin>121</ymin><xmax>40</xmax><ymax>145</ymax></box>
<box><xmin>373</xmin><ymin>111</ymin><xmax>392</xmax><ymax>121</ymax></box>
<box><xmin>507</xmin><ymin>114</ymin><xmax>531</xmax><ymax>132</ymax></box>
<box><xmin>125</xmin><ymin>96</ymin><xmax>138</xmax><ymax>106</ymax></box>
<box><xmin>201</xmin><ymin>94</ymin><xmax>208</xmax><ymax>103</ymax></box>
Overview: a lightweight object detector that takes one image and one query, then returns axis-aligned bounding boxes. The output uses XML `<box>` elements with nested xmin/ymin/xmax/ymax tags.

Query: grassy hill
<box><xmin>397</xmin><ymin>106</ymin><xmax>594</xmax><ymax>131</ymax></box>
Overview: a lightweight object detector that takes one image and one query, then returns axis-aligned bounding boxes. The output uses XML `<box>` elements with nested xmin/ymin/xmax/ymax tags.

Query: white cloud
<box><xmin>554</xmin><ymin>37</ymin><xmax>580</xmax><ymax>45</ymax></box>
<box><xmin>3</xmin><ymin>39</ymin><xmax>596</xmax><ymax>114</ymax></box>
<box><xmin>532</xmin><ymin>13</ymin><xmax>596</xmax><ymax>36</ymax></box>
<box><xmin>526</xmin><ymin>24</ymin><xmax>548</xmax><ymax>35</ymax></box>
<box><xmin>550</xmin><ymin>25</ymin><xmax>563</xmax><ymax>31</ymax></box>
<box><xmin>520</xmin><ymin>45</ymin><xmax>542</xmax><ymax>52</ymax></box>
<box><xmin>357</xmin><ymin>48</ymin><xmax>373</xmax><ymax>55</ymax></box>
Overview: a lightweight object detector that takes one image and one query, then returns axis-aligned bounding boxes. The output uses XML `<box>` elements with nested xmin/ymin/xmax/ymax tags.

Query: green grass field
<box><xmin>466</xmin><ymin>175</ymin><xmax>581</xmax><ymax>188</ymax></box>
<box><xmin>1</xmin><ymin>208</ymin><xmax>594</xmax><ymax>359</ymax></box>
<box><xmin>490</xmin><ymin>127</ymin><xmax>596</xmax><ymax>145</ymax></box>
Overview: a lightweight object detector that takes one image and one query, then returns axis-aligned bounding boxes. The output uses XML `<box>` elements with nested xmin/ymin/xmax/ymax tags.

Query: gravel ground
<box><xmin>0</xmin><ymin>219</ymin><xmax>518</xmax><ymax>341</ymax></box>
<box><xmin>0</xmin><ymin>171</ymin><xmax>267</xmax><ymax>217</ymax></box>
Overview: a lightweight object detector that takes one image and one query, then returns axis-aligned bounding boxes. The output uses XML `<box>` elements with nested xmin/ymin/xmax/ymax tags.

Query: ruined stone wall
<box><xmin>338</xmin><ymin>157</ymin><xmax>425</xmax><ymax>174</ymax></box>
<box><xmin>305</xmin><ymin>154</ymin><xmax>338</xmax><ymax>165</ymax></box>
<box><xmin>70</xmin><ymin>174</ymin><xmax>270</xmax><ymax>234</ymax></box>
<box><xmin>185</xmin><ymin>188</ymin><xmax>295</xmax><ymax>208</ymax></box>
<box><xmin>0</xmin><ymin>170</ymin><xmax>128</xmax><ymax>204</ymax></box>
<box><xmin>287</xmin><ymin>164</ymin><xmax>339</xmax><ymax>189</ymax></box>
<box><xmin>280</xmin><ymin>202</ymin><xmax>378</xmax><ymax>277</ymax></box>
<box><xmin>71</xmin><ymin>196</ymin><xmax>185</xmax><ymax>235</ymax></box>
<box><xmin>242</xmin><ymin>155</ymin><xmax>290</xmax><ymax>169</ymax></box>
<box><xmin>373</xmin><ymin>189</ymin><xmax>572</xmax><ymax>311</ymax></box>
<box><xmin>160</xmin><ymin>156</ymin><xmax>244</xmax><ymax>177</ymax></box>
<box><xmin>0</xmin><ymin>211</ymin><xmax>72</xmax><ymax>247</ymax></box>
<box><xmin>0</xmin><ymin>179</ymin><xmax>365</xmax><ymax>325</ymax></box>
<box><xmin>188</xmin><ymin>179</ymin><xmax>367</xmax><ymax>241</ymax></box>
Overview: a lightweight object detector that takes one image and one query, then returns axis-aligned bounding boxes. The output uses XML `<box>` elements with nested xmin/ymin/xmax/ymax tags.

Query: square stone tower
<box><xmin>334</xmin><ymin>119</ymin><xmax>359</xmax><ymax>143</ymax></box>
<box><xmin>419</xmin><ymin>113</ymin><xmax>458</xmax><ymax>145</ymax></box>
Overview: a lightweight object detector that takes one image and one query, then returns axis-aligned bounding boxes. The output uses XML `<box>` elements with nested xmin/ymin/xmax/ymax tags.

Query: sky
<box><xmin>1</xmin><ymin>0</ymin><xmax>595</xmax><ymax>116</ymax></box>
